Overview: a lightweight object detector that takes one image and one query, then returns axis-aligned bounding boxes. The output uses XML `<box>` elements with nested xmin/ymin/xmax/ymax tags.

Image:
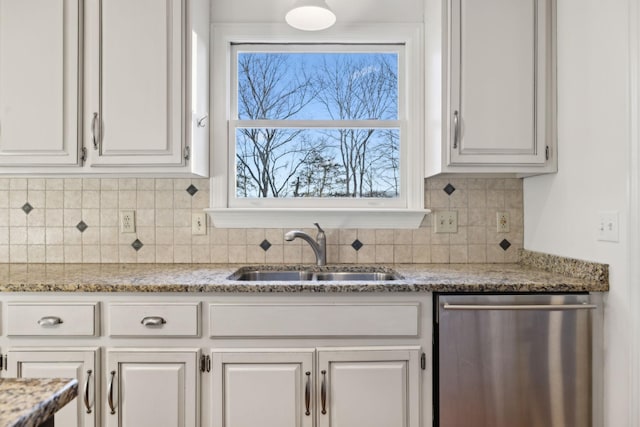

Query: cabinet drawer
<box><xmin>7</xmin><ymin>303</ymin><xmax>98</xmax><ymax>336</ymax></box>
<box><xmin>109</xmin><ymin>303</ymin><xmax>200</xmax><ymax>337</ymax></box>
<box><xmin>209</xmin><ymin>303</ymin><xmax>420</xmax><ymax>337</ymax></box>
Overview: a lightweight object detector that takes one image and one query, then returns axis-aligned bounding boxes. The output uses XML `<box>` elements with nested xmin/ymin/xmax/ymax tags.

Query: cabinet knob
<box><xmin>37</xmin><ymin>316</ymin><xmax>63</xmax><ymax>327</ymax></box>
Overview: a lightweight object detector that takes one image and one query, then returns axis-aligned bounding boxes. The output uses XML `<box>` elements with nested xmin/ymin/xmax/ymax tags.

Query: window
<box><xmin>209</xmin><ymin>24</ymin><xmax>427</xmax><ymax>228</ymax></box>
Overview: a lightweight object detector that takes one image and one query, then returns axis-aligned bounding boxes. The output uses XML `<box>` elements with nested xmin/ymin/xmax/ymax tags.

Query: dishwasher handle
<box><xmin>442</xmin><ymin>303</ymin><xmax>597</xmax><ymax>311</ymax></box>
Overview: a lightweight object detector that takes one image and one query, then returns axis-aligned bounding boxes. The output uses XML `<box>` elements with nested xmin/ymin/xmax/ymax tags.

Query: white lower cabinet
<box><xmin>211</xmin><ymin>347</ymin><xmax>420</xmax><ymax>427</ymax></box>
<box><xmin>6</xmin><ymin>348</ymin><xmax>98</xmax><ymax>427</ymax></box>
<box><xmin>104</xmin><ymin>349</ymin><xmax>200</xmax><ymax>427</ymax></box>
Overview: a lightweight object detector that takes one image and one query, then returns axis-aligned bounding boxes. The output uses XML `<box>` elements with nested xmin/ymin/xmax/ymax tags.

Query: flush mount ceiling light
<box><xmin>285</xmin><ymin>0</ymin><xmax>336</xmax><ymax>31</ymax></box>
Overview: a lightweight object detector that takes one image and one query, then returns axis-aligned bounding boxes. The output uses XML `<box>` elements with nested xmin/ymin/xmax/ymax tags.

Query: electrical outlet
<box><xmin>496</xmin><ymin>211</ymin><xmax>510</xmax><ymax>233</ymax></box>
<box><xmin>192</xmin><ymin>212</ymin><xmax>207</xmax><ymax>235</ymax></box>
<box><xmin>434</xmin><ymin>211</ymin><xmax>458</xmax><ymax>233</ymax></box>
<box><xmin>597</xmin><ymin>211</ymin><xmax>619</xmax><ymax>242</ymax></box>
<box><xmin>120</xmin><ymin>210</ymin><xmax>136</xmax><ymax>233</ymax></box>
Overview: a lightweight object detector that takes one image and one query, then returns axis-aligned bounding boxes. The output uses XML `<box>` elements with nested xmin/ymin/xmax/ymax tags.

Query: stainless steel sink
<box><xmin>229</xmin><ymin>267</ymin><xmax>401</xmax><ymax>281</ymax></box>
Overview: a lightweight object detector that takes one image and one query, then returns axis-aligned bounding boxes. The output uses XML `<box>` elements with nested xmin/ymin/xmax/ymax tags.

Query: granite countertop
<box><xmin>0</xmin><ymin>251</ymin><xmax>609</xmax><ymax>293</ymax></box>
<box><xmin>0</xmin><ymin>378</ymin><xmax>78</xmax><ymax>427</ymax></box>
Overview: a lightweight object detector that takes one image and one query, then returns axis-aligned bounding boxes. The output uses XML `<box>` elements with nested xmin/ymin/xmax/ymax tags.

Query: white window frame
<box><xmin>206</xmin><ymin>23</ymin><xmax>428</xmax><ymax>228</ymax></box>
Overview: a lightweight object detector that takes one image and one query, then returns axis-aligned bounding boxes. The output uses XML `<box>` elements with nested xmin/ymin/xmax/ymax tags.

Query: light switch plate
<box><xmin>192</xmin><ymin>212</ymin><xmax>207</xmax><ymax>235</ymax></box>
<box><xmin>597</xmin><ymin>211</ymin><xmax>619</xmax><ymax>242</ymax></box>
<box><xmin>434</xmin><ymin>211</ymin><xmax>458</xmax><ymax>233</ymax></box>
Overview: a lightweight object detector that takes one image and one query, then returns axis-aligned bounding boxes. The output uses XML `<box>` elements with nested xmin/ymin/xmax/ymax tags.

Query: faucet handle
<box><xmin>313</xmin><ymin>222</ymin><xmax>325</xmax><ymax>233</ymax></box>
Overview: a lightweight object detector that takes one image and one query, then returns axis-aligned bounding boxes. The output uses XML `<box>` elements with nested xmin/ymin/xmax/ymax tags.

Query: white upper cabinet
<box><xmin>426</xmin><ymin>0</ymin><xmax>556</xmax><ymax>176</ymax></box>
<box><xmin>0</xmin><ymin>0</ymin><xmax>81</xmax><ymax>166</ymax></box>
<box><xmin>85</xmin><ymin>0</ymin><xmax>209</xmax><ymax>176</ymax></box>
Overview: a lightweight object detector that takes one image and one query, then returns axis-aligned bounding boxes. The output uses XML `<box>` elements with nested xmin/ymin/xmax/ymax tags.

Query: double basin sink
<box><xmin>229</xmin><ymin>266</ymin><xmax>401</xmax><ymax>282</ymax></box>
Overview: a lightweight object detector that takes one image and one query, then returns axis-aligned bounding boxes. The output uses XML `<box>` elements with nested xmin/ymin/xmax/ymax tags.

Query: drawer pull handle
<box><xmin>108</xmin><ymin>370</ymin><xmax>116</xmax><ymax>414</ymax></box>
<box><xmin>453</xmin><ymin>110</ymin><xmax>460</xmax><ymax>149</ymax></box>
<box><xmin>141</xmin><ymin>316</ymin><xmax>167</xmax><ymax>327</ymax></box>
<box><xmin>84</xmin><ymin>370</ymin><xmax>92</xmax><ymax>414</ymax></box>
<box><xmin>37</xmin><ymin>316</ymin><xmax>63</xmax><ymax>327</ymax></box>
<box><xmin>304</xmin><ymin>371</ymin><xmax>311</xmax><ymax>416</ymax></box>
<box><xmin>321</xmin><ymin>370</ymin><xmax>327</xmax><ymax>415</ymax></box>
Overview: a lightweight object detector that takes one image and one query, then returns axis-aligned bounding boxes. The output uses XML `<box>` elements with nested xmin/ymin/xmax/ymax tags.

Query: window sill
<box><xmin>204</xmin><ymin>208</ymin><xmax>430</xmax><ymax>229</ymax></box>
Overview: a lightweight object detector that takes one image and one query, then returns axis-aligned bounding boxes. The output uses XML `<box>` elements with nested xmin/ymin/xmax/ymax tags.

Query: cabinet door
<box><xmin>211</xmin><ymin>350</ymin><xmax>314</xmax><ymax>427</ymax></box>
<box><xmin>87</xmin><ymin>0</ymin><xmax>185</xmax><ymax>167</ymax></box>
<box><xmin>105</xmin><ymin>348</ymin><xmax>199</xmax><ymax>427</ymax></box>
<box><xmin>448</xmin><ymin>0</ymin><xmax>550</xmax><ymax>165</ymax></box>
<box><xmin>6</xmin><ymin>348</ymin><xmax>97</xmax><ymax>427</ymax></box>
<box><xmin>0</xmin><ymin>0</ymin><xmax>80</xmax><ymax>166</ymax></box>
<box><xmin>317</xmin><ymin>348</ymin><xmax>420</xmax><ymax>427</ymax></box>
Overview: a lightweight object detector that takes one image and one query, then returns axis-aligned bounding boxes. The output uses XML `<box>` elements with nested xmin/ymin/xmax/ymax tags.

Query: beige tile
<box><xmin>136</xmin><ymin>209</ymin><xmax>155</xmax><ymax>227</ymax></box>
<box><xmin>430</xmin><ymin>231</ymin><xmax>450</xmax><ymax>245</ymax></box>
<box><xmin>468</xmin><ymin>209</ymin><xmax>487</xmax><ymax>226</ymax></box>
<box><xmin>82</xmin><ymin>245</ymin><xmax>102</xmax><ymax>263</ymax></box>
<box><xmin>100</xmin><ymin>191</ymin><xmax>118</xmax><ymax>209</ymax></box>
<box><xmin>10</xmin><ymin>178</ymin><xmax>27</xmax><ymax>190</ymax></box>
<box><xmin>228</xmin><ymin>245</ymin><xmax>247</xmax><ymax>263</ymax></box>
<box><xmin>449</xmin><ymin>189</ymin><xmax>468</xmax><ymax>208</ymax></box>
<box><xmin>468</xmin><ymin>245</ymin><xmax>487</xmax><ymax>263</ymax></box>
<box><xmin>246</xmin><ymin>245</ymin><xmax>266</xmax><ymax>263</ymax></box>
<box><xmin>191</xmin><ymin>191</ymin><xmax>209</xmax><ymax>209</ymax></box>
<box><xmin>375</xmin><ymin>244</ymin><xmax>394</xmax><ymax>263</ymax></box>
<box><xmin>430</xmin><ymin>189</ymin><xmax>450</xmax><ymax>208</ymax></box>
<box><xmin>9</xmin><ymin>209</ymin><xmax>27</xmax><ymax>227</ymax></box>
<box><xmin>28</xmin><ymin>190</ymin><xmax>45</xmax><ymax>208</ymax></box>
<box><xmin>100</xmin><ymin>245</ymin><xmax>119</xmax><ymax>263</ymax></box>
<box><xmin>63</xmin><ymin>227</ymin><xmax>82</xmax><ymax>245</ymax></box>
<box><xmin>100</xmin><ymin>209</ymin><xmax>119</xmax><ymax>227</ymax></box>
<box><xmin>210</xmin><ymin>246</ymin><xmax>229</xmax><ymax>263</ymax></box>
<box><xmin>394</xmin><ymin>245</ymin><xmax>412</xmax><ymax>263</ymax></box>
<box><xmin>375</xmin><ymin>229</ymin><xmax>395</xmax><ymax>244</ymax></box>
<box><xmin>504</xmin><ymin>178</ymin><xmax>521</xmax><ymax>190</ymax></box>
<box><xmin>228</xmin><ymin>229</ymin><xmax>247</xmax><ymax>245</ymax></box>
<box><xmin>136</xmin><ymin>245</ymin><xmax>156</xmax><ymax>263</ymax></box>
<box><xmin>100</xmin><ymin>227</ymin><xmax>119</xmax><ymax>245</ymax></box>
<box><xmin>0</xmin><ymin>192</ymin><xmax>8</xmax><ymax>208</ymax></box>
<box><xmin>155</xmin><ymin>245</ymin><xmax>174</xmax><ymax>263</ymax></box>
<box><xmin>137</xmin><ymin>227</ymin><xmax>156</xmax><ymax>245</ymax></box>
<box><xmin>174</xmin><ymin>227</ymin><xmax>192</xmax><ymax>245</ymax></box>
<box><xmin>155</xmin><ymin>179</ymin><xmax>173</xmax><ymax>190</ymax></box>
<box><xmin>450</xmin><ymin>245</ymin><xmax>468</xmax><ymax>263</ymax></box>
<box><xmin>412</xmin><ymin>245</ymin><xmax>431</xmax><ymax>263</ymax></box>
<box><xmin>301</xmin><ymin>246</ymin><xmax>317</xmax><ymax>264</ymax></box>
<box><xmin>137</xmin><ymin>179</ymin><xmax>155</xmax><ymax>190</ymax></box>
<box><xmin>173</xmin><ymin>209</ymin><xmax>191</xmax><ymax>228</ymax></box>
<box><xmin>174</xmin><ymin>190</ymin><xmax>192</xmax><ymax>209</ymax></box>
<box><xmin>10</xmin><ymin>191</ymin><xmax>26</xmax><ymax>209</ymax></box>
<box><xmin>9</xmin><ymin>245</ymin><xmax>27</xmax><ymax>262</ymax></box>
<box><xmin>82</xmin><ymin>209</ymin><xmax>100</xmax><ymax>227</ymax></box>
<box><xmin>339</xmin><ymin>229</ymin><xmax>357</xmax><ymax>245</ymax></box>
<box><xmin>119</xmin><ymin>244</ymin><xmax>138</xmax><ymax>263</ymax></box>
<box><xmin>265</xmin><ymin>229</ymin><xmax>285</xmax><ymax>246</ymax></box>
<box><xmin>338</xmin><ymin>245</ymin><xmax>357</xmax><ymax>263</ymax></box>
<box><xmin>192</xmin><ymin>234</ymin><xmax>210</xmax><ymax>246</ymax></box>
<box><xmin>412</xmin><ymin>228</ymin><xmax>430</xmax><ymax>245</ymax></box>
<box><xmin>450</xmin><ymin>227</ymin><xmax>468</xmax><ymax>245</ymax></box>
<box><xmin>504</xmin><ymin>244</ymin><xmax>520</xmax><ymax>263</ymax></box>
<box><xmin>28</xmin><ymin>245</ymin><xmax>46</xmax><ymax>263</ymax></box>
<box><xmin>155</xmin><ymin>191</ymin><xmax>174</xmax><ymax>208</ymax></box>
<box><xmin>192</xmin><ymin>245</ymin><xmax>211</xmax><ymax>263</ymax></box>
<box><xmin>265</xmin><ymin>245</ymin><xmax>284</xmax><ymax>264</ymax></box>
<box><xmin>486</xmin><ymin>179</ymin><xmax>506</xmax><ymax>190</ymax></box>
<box><xmin>0</xmin><ymin>245</ymin><xmax>8</xmax><ymax>262</ymax></box>
<box><xmin>46</xmin><ymin>245</ymin><xmax>64</xmax><ymax>263</ymax></box>
<box><xmin>326</xmin><ymin>245</ymin><xmax>340</xmax><ymax>264</ymax></box>
<box><xmin>211</xmin><ymin>228</ymin><xmax>228</xmax><ymax>245</ymax></box>
<box><xmin>356</xmin><ymin>245</ymin><xmax>375</xmax><ymax>263</ymax></box>
<box><xmin>82</xmin><ymin>178</ymin><xmax>101</xmax><ymax>190</ymax></box>
<box><xmin>137</xmin><ymin>191</ymin><xmax>155</xmax><ymax>209</ymax></box>
<box><xmin>0</xmin><ymin>227</ymin><xmax>7</xmax><ymax>244</ymax></box>
<box><xmin>468</xmin><ymin>226</ymin><xmax>486</xmax><ymax>244</ymax></box>
<box><xmin>9</xmin><ymin>227</ymin><xmax>27</xmax><ymax>244</ymax></box>
<box><xmin>0</xmin><ymin>179</ymin><xmax>9</xmax><ymax>190</ymax></box>
<box><xmin>82</xmin><ymin>191</ymin><xmax>100</xmax><ymax>208</ymax></box>
<box><xmin>26</xmin><ymin>209</ymin><xmax>45</xmax><ymax>227</ymax></box>
<box><xmin>466</xmin><ymin>178</ymin><xmax>488</xmax><ymax>190</ymax></box>
<box><xmin>155</xmin><ymin>228</ymin><xmax>174</xmax><ymax>245</ymax></box>
<box><xmin>63</xmin><ymin>209</ymin><xmax>82</xmax><ymax>227</ymax></box>
<box><xmin>46</xmin><ymin>179</ymin><xmax>64</xmax><ymax>190</ymax></box>
<box><xmin>155</xmin><ymin>209</ymin><xmax>174</xmax><ymax>227</ymax></box>
<box><xmin>118</xmin><ymin>178</ymin><xmax>137</xmax><ymax>190</ymax></box>
<box><xmin>468</xmin><ymin>190</ymin><xmax>487</xmax><ymax>208</ymax></box>
<box><xmin>46</xmin><ymin>191</ymin><xmax>63</xmax><ymax>209</ymax></box>
<box><xmin>0</xmin><ymin>209</ymin><xmax>7</xmax><ymax>227</ymax></box>
<box><xmin>505</xmin><ymin>190</ymin><xmax>523</xmax><ymax>209</ymax></box>
<box><xmin>64</xmin><ymin>179</ymin><xmax>82</xmax><ymax>191</ymax></box>
<box><xmin>27</xmin><ymin>227</ymin><xmax>46</xmax><ymax>245</ymax></box>
<box><xmin>357</xmin><ymin>229</ymin><xmax>376</xmax><ymax>245</ymax></box>
<box><xmin>486</xmin><ymin>245</ymin><xmax>506</xmax><ymax>263</ymax></box>
<box><xmin>283</xmin><ymin>244</ymin><xmax>303</xmax><ymax>263</ymax></box>
<box><xmin>431</xmin><ymin>245</ymin><xmax>450</xmax><ymax>263</ymax></box>
<box><xmin>486</xmin><ymin>190</ymin><xmax>505</xmax><ymax>208</ymax></box>
<box><xmin>246</xmin><ymin>229</ymin><xmax>265</xmax><ymax>245</ymax></box>
<box><xmin>64</xmin><ymin>245</ymin><xmax>82</xmax><ymax>263</ymax></box>
<box><xmin>118</xmin><ymin>191</ymin><xmax>137</xmax><ymax>209</ymax></box>
<box><xmin>393</xmin><ymin>229</ymin><xmax>413</xmax><ymax>245</ymax></box>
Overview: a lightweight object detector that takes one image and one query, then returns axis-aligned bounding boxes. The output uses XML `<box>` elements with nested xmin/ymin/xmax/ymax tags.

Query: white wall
<box><xmin>523</xmin><ymin>0</ymin><xmax>632</xmax><ymax>425</ymax></box>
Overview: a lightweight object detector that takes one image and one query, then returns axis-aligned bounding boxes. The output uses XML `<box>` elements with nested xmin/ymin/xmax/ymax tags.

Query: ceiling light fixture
<box><xmin>285</xmin><ymin>0</ymin><xmax>336</xmax><ymax>31</ymax></box>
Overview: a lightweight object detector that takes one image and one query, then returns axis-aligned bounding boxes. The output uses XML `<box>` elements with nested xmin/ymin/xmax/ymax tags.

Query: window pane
<box><xmin>236</xmin><ymin>52</ymin><xmax>398</xmax><ymax>121</ymax></box>
<box><xmin>235</xmin><ymin>128</ymin><xmax>400</xmax><ymax>198</ymax></box>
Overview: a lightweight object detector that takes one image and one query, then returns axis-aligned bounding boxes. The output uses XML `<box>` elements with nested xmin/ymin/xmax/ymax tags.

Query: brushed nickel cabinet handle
<box><xmin>108</xmin><ymin>370</ymin><xmax>116</xmax><ymax>414</ymax></box>
<box><xmin>320</xmin><ymin>370</ymin><xmax>327</xmax><ymax>415</ymax></box>
<box><xmin>84</xmin><ymin>370</ymin><xmax>92</xmax><ymax>414</ymax></box>
<box><xmin>91</xmin><ymin>112</ymin><xmax>99</xmax><ymax>150</ymax></box>
<box><xmin>304</xmin><ymin>371</ymin><xmax>311</xmax><ymax>416</ymax></box>
<box><xmin>453</xmin><ymin>110</ymin><xmax>460</xmax><ymax>149</ymax></box>
<box><xmin>141</xmin><ymin>316</ymin><xmax>167</xmax><ymax>326</ymax></box>
<box><xmin>37</xmin><ymin>316</ymin><xmax>63</xmax><ymax>327</ymax></box>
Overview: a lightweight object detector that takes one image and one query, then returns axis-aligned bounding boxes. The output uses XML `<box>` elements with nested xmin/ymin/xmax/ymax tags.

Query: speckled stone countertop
<box><xmin>0</xmin><ymin>250</ymin><xmax>608</xmax><ymax>293</ymax></box>
<box><xmin>0</xmin><ymin>378</ymin><xmax>77</xmax><ymax>427</ymax></box>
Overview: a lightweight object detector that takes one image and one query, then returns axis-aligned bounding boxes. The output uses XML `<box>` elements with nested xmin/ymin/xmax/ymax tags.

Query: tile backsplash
<box><xmin>0</xmin><ymin>177</ymin><xmax>523</xmax><ymax>264</ymax></box>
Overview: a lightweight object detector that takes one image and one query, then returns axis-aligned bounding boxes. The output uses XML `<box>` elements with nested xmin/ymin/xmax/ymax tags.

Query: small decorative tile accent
<box><xmin>76</xmin><ymin>221</ymin><xmax>88</xmax><ymax>233</ymax></box>
<box><xmin>443</xmin><ymin>183</ymin><xmax>456</xmax><ymax>195</ymax></box>
<box><xmin>21</xmin><ymin>202</ymin><xmax>33</xmax><ymax>214</ymax></box>
<box><xmin>499</xmin><ymin>239</ymin><xmax>512</xmax><ymax>251</ymax></box>
<box><xmin>259</xmin><ymin>239</ymin><xmax>272</xmax><ymax>251</ymax></box>
<box><xmin>186</xmin><ymin>184</ymin><xmax>198</xmax><ymax>196</ymax></box>
<box><xmin>131</xmin><ymin>239</ymin><xmax>144</xmax><ymax>251</ymax></box>
<box><xmin>351</xmin><ymin>239</ymin><xmax>363</xmax><ymax>251</ymax></box>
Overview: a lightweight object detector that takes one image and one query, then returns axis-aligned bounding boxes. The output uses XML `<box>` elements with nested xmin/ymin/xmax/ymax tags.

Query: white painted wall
<box><xmin>523</xmin><ymin>0</ymin><xmax>632</xmax><ymax>425</ymax></box>
<box><xmin>211</xmin><ymin>0</ymin><xmax>424</xmax><ymax>23</ymax></box>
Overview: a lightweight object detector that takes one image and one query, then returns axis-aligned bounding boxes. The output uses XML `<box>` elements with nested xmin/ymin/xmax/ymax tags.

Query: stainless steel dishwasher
<box><xmin>435</xmin><ymin>293</ymin><xmax>595</xmax><ymax>427</ymax></box>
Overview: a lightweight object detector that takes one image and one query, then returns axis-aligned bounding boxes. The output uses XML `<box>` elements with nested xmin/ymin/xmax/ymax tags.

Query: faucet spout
<box><xmin>284</xmin><ymin>223</ymin><xmax>326</xmax><ymax>266</ymax></box>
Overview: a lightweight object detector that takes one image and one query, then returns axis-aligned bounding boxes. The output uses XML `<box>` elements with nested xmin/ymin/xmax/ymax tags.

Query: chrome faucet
<box><xmin>284</xmin><ymin>223</ymin><xmax>326</xmax><ymax>266</ymax></box>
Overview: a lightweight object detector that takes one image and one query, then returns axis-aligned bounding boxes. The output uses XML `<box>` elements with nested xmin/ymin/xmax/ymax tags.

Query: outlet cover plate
<box><xmin>120</xmin><ymin>210</ymin><xmax>136</xmax><ymax>233</ymax></box>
